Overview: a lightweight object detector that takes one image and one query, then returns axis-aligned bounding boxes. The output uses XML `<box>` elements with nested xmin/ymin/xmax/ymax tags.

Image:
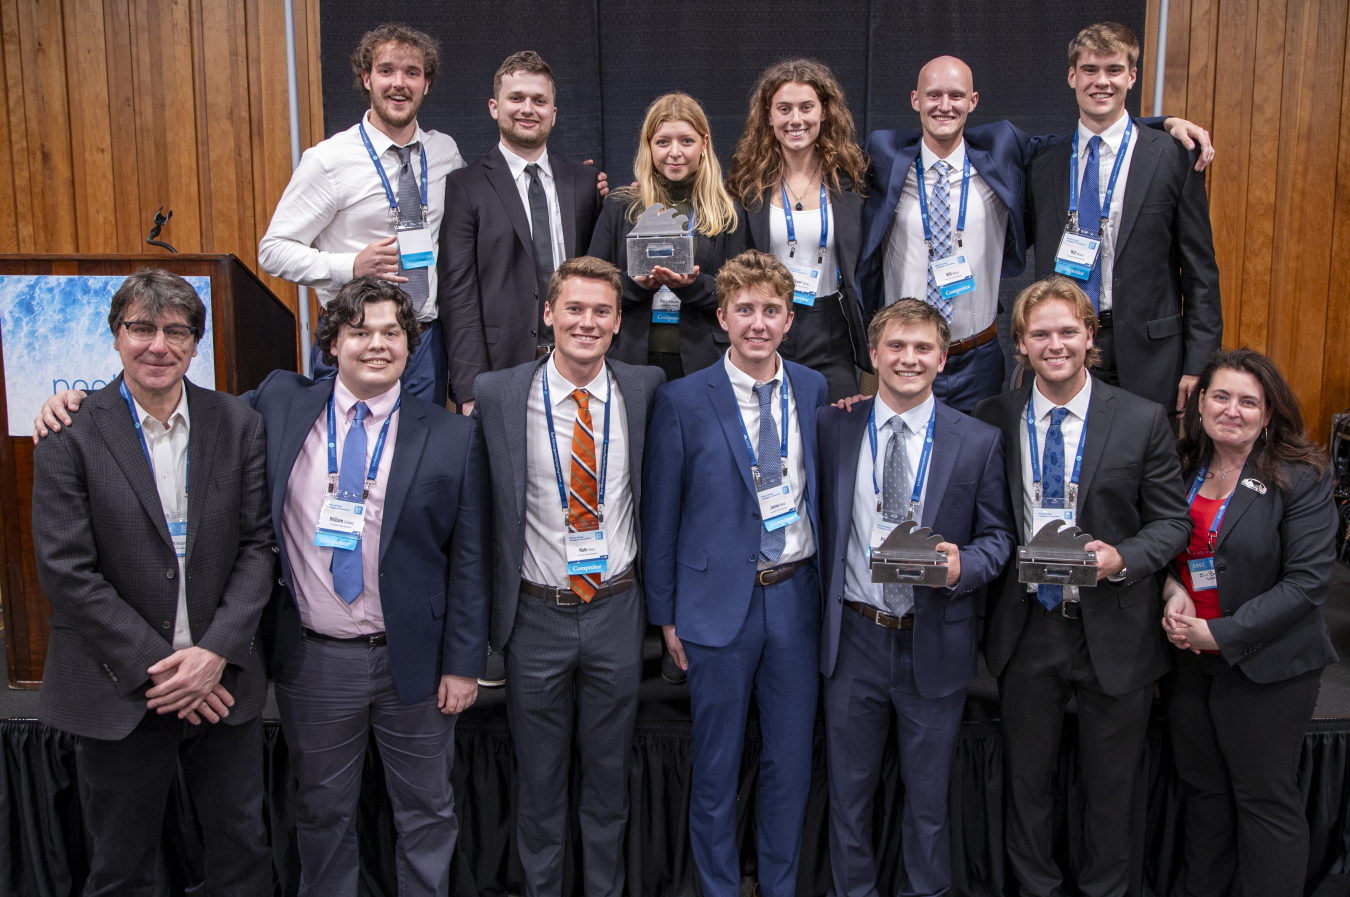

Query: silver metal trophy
<box><xmin>626</xmin><ymin>203</ymin><xmax>695</xmax><ymax>277</ymax></box>
<box><xmin>870</xmin><ymin>521</ymin><xmax>949</xmax><ymax>587</ymax></box>
<box><xmin>1018</xmin><ymin>520</ymin><xmax>1098</xmax><ymax>587</ymax></box>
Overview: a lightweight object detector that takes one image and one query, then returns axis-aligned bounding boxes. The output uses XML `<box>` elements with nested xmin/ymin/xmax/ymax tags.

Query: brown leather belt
<box><xmin>947</xmin><ymin>321</ymin><xmax>997</xmax><ymax>357</ymax></box>
<box><xmin>845</xmin><ymin>600</ymin><xmax>914</xmax><ymax>630</ymax></box>
<box><xmin>415</xmin><ymin>321</ymin><xmax>430</xmax><ymax>335</ymax></box>
<box><xmin>756</xmin><ymin>558</ymin><xmax>811</xmax><ymax>587</ymax></box>
<box><xmin>520</xmin><ymin>566</ymin><xmax>636</xmax><ymax>606</ymax></box>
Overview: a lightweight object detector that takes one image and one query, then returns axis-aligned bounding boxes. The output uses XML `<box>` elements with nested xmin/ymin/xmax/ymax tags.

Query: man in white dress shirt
<box><xmin>260</xmin><ymin>23</ymin><xmax>464</xmax><ymax>406</ymax></box>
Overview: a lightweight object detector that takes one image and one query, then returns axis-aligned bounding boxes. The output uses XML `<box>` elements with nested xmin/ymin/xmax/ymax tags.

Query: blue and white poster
<box><xmin>0</xmin><ymin>276</ymin><xmax>215</xmax><ymax>436</ymax></box>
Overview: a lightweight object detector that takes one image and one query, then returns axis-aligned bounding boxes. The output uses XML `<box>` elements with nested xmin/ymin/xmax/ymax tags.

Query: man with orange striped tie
<box><xmin>471</xmin><ymin>255</ymin><xmax>666</xmax><ymax>897</ymax></box>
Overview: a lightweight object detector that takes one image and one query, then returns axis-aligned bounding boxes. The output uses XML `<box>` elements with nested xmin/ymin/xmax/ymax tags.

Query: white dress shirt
<box><xmin>884</xmin><ymin>139</ymin><xmax>1009</xmax><ymax>340</ymax></box>
<box><xmin>1073</xmin><ymin>114</ymin><xmax>1136</xmax><ymax>312</ymax></box>
<box><xmin>722</xmin><ymin>352</ymin><xmax>816</xmax><ymax>567</ymax></box>
<box><xmin>1019</xmin><ymin>375</ymin><xmax>1093</xmax><ymax>600</ymax></box>
<box><xmin>498</xmin><ymin>143</ymin><xmax>568</xmax><ymax>272</ymax></box>
<box><xmin>844</xmin><ymin>393</ymin><xmax>935</xmax><ymax>611</ymax></box>
<box><xmin>522</xmin><ymin>356</ymin><xmax>636</xmax><ymax>588</ymax></box>
<box><xmin>258</xmin><ymin>111</ymin><xmax>465</xmax><ymax>320</ymax></box>
<box><xmin>768</xmin><ymin>200</ymin><xmax>840</xmax><ymax>298</ymax></box>
<box><xmin>131</xmin><ymin>387</ymin><xmax>192</xmax><ymax>650</ymax></box>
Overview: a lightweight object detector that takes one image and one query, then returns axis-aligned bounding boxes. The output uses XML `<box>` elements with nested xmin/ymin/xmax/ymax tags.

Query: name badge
<box><xmin>866</xmin><ymin>519</ymin><xmax>898</xmax><ymax>559</ymax></box>
<box><xmin>652</xmin><ymin>286</ymin><xmax>680</xmax><ymax>324</ymax></box>
<box><xmin>167</xmin><ymin>514</ymin><xmax>187</xmax><ymax>559</ymax></box>
<box><xmin>1054</xmin><ymin>230</ymin><xmax>1101</xmax><ymax>280</ymax></box>
<box><xmin>1032</xmin><ymin>504</ymin><xmax>1076</xmax><ymax>536</ymax></box>
<box><xmin>930</xmin><ymin>253</ymin><xmax>976</xmax><ymax>300</ymax></box>
<box><xmin>565</xmin><ymin>529</ymin><xmax>609</xmax><ymax>576</ymax></box>
<box><xmin>1188</xmin><ymin>556</ymin><xmax>1217</xmax><ymax>590</ymax></box>
<box><xmin>786</xmin><ymin>261</ymin><xmax>821</xmax><ymax>306</ymax></box>
<box><xmin>757</xmin><ymin>482</ymin><xmax>800</xmax><ymax>532</ymax></box>
<box><xmin>396</xmin><ymin>224</ymin><xmax>435</xmax><ymax>270</ymax></box>
<box><xmin>314</xmin><ymin>496</ymin><xmax>365</xmax><ymax>551</ymax></box>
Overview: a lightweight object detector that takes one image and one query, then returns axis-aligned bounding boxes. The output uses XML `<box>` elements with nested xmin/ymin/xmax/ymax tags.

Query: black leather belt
<box><xmin>303</xmin><ymin>627</ymin><xmax>387</xmax><ymax>646</ymax></box>
<box><xmin>845</xmin><ymin>599</ymin><xmax>915</xmax><ymax>629</ymax></box>
<box><xmin>1035</xmin><ymin>599</ymin><xmax>1083</xmax><ymax>620</ymax></box>
<box><xmin>948</xmin><ymin>321</ymin><xmax>997</xmax><ymax>357</ymax></box>
<box><xmin>520</xmin><ymin>566</ymin><xmax>636</xmax><ymax>606</ymax></box>
<box><xmin>756</xmin><ymin>558</ymin><xmax>810</xmax><ymax>587</ymax></box>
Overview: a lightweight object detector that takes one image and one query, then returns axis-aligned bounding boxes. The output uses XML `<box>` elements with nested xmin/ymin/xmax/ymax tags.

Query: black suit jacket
<box><xmin>1027</xmin><ymin>121</ymin><xmax>1222</xmax><ymax>410</ymax></box>
<box><xmin>588</xmin><ymin>193</ymin><xmax>747</xmax><ymax>375</ymax></box>
<box><xmin>439</xmin><ymin>146</ymin><xmax>603</xmax><ymax>403</ymax></box>
<box><xmin>973</xmin><ymin>378</ymin><xmax>1192</xmax><ymax>695</ymax></box>
<box><xmin>741</xmin><ymin>182</ymin><xmax>870</xmax><ymax>371</ymax></box>
<box><xmin>34</xmin><ymin>377</ymin><xmax>274</xmax><ymax>740</ymax></box>
<box><xmin>1192</xmin><ymin>461</ymin><xmax>1339</xmax><ymax>683</ymax></box>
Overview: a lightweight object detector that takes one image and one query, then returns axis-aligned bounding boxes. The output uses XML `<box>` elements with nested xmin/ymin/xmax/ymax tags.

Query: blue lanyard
<box><xmin>1026</xmin><ymin>398</ymin><xmax>1089</xmax><ymax>502</ymax></box>
<box><xmin>542</xmin><ymin>363</ymin><xmax>612</xmax><ymax>525</ymax></box>
<box><xmin>1187</xmin><ymin>465</ymin><xmax>1238</xmax><ymax>550</ymax></box>
<box><xmin>1068</xmin><ymin>117</ymin><xmax>1132</xmax><ymax>231</ymax></box>
<box><xmin>780</xmin><ymin>180</ymin><xmax>828</xmax><ymax>264</ymax></box>
<box><xmin>867</xmin><ymin>401</ymin><xmax>937</xmax><ymax>517</ymax></box>
<box><xmin>914</xmin><ymin>152</ymin><xmax>970</xmax><ymax>252</ymax></box>
<box><xmin>121</xmin><ymin>378</ymin><xmax>188</xmax><ymax>496</ymax></box>
<box><xmin>326</xmin><ymin>392</ymin><xmax>400</xmax><ymax>494</ymax></box>
<box><xmin>358</xmin><ymin>121</ymin><xmax>428</xmax><ymax>219</ymax></box>
<box><xmin>737</xmin><ymin>372</ymin><xmax>791</xmax><ymax>482</ymax></box>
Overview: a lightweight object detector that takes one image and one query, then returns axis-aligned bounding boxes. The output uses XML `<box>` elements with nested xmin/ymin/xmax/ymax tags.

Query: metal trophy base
<box><xmin>1018</xmin><ymin>520</ymin><xmax>1098</xmax><ymax>587</ymax></box>
<box><xmin>626</xmin><ymin>203</ymin><xmax>695</xmax><ymax>277</ymax></box>
<box><xmin>870</xmin><ymin>520</ymin><xmax>949</xmax><ymax>587</ymax></box>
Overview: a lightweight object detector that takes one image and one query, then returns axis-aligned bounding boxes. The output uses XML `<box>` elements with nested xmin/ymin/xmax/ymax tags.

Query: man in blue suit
<box><xmin>644</xmin><ymin>249</ymin><xmax>828</xmax><ymax>897</ymax></box>
<box><xmin>818</xmin><ymin>299</ymin><xmax>1015</xmax><ymax>897</ymax></box>
<box><xmin>857</xmin><ymin>56</ymin><xmax>1212</xmax><ymax>412</ymax></box>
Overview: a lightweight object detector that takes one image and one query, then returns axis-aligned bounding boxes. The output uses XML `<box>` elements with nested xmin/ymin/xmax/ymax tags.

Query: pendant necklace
<box><xmin>783</xmin><ymin>165</ymin><xmax>821</xmax><ymax>211</ymax></box>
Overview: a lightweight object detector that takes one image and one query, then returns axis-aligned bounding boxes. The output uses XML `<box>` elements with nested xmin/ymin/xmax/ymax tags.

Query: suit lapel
<box><xmin>965</xmin><ymin>144</ymin><xmax>1017</xmax><ymax>224</ymax></box>
<box><xmin>554</xmin><ymin>156</ymin><xmax>579</xmax><ymax>257</ymax></box>
<box><xmin>1002</xmin><ymin>384</ymin><xmax>1033</xmax><ymax>537</ymax></box>
<box><xmin>748</xmin><ymin>194</ymin><xmax>770</xmax><ymax>254</ymax></box>
<box><xmin>94</xmin><ymin>376</ymin><xmax>173</xmax><ymax>548</ymax></box>
<box><xmin>867</xmin><ymin>140</ymin><xmax>921</xmax><ymax>262</ymax></box>
<box><xmin>921</xmin><ymin>403</ymin><xmax>962</xmax><ymax>530</ymax></box>
<box><xmin>183</xmin><ymin>381</ymin><xmax>219</xmax><ymax>561</ymax></box>
<box><xmin>612</xmin><ymin>362</ymin><xmax>647</xmax><ymax>511</ymax></box>
<box><xmin>838</xmin><ymin>397</ymin><xmax>872</xmax><ymax>534</ymax></box>
<box><xmin>708</xmin><ymin>365</ymin><xmax>759</xmax><ymax>504</ymax></box>
<box><xmin>1215</xmin><ymin>459</ymin><xmax>1262</xmax><ymax>549</ymax></box>
<box><xmin>1076</xmin><ymin>383</ymin><xmax>1117</xmax><ymax>513</ymax></box>
<box><xmin>484</xmin><ymin>148</ymin><xmax>535</xmax><ymax>261</ymax></box>
<box><xmin>379</xmin><ymin>398</ymin><xmax>427</xmax><ymax>564</ymax></box>
<box><xmin>273</xmin><ymin>380</ymin><xmax>333</xmax><ymax>533</ymax></box>
<box><xmin>508</xmin><ymin>358</ymin><xmax>546</xmax><ymax>523</ymax></box>
<box><xmin>1114</xmin><ymin>121</ymin><xmax>1160</xmax><ymax>259</ymax></box>
<box><xmin>1051</xmin><ymin>139</ymin><xmax>1073</xmax><ymax>234</ymax></box>
<box><xmin>790</xmin><ymin>365</ymin><xmax>820</xmax><ymax>514</ymax></box>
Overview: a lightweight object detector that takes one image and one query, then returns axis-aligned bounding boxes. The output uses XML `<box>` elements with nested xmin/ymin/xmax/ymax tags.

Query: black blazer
<box><xmin>588</xmin><ymin>193</ymin><xmax>747</xmax><ymax>375</ymax></box>
<box><xmin>1026</xmin><ymin>121</ymin><xmax>1222</xmax><ymax>411</ymax></box>
<box><xmin>439</xmin><ymin>146</ymin><xmax>603</xmax><ymax>403</ymax></box>
<box><xmin>973</xmin><ymin>378</ymin><xmax>1192</xmax><ymax>695</ymax></box>
<box><xmin>1191</xmin><ymin>461</ymin><xmax>1339</xmax><ymax>683</ymax></box>
<box><xmin>741</xmin><ymin>181</ymin><xmax>870</xmax><ymax>372</ymax></box>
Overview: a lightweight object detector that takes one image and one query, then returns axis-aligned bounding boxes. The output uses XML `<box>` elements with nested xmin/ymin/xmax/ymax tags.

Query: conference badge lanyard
<box><xmin>915</xmin><ymin>153</ymin><xmax>975</xmax><ymax>301</ymax></box>
<box><xmin>652</xmin><ymin>209</ymin><xmax>695</xmax><ymax>323</ymax></box>
<box><xmin>1026</xmin><ymin>399</ymin><xmax>1089</xmax><ymax>534</ymax></box>
<box><xmin>1182</xmin><ymin>466</ymin><xmax>1237</xmax><ymax>591</ymax></box>
<box><xmin>1055</xmin><ymin>118</ymin><xmax>1132</xmax><ymax>281</ymax></box>
<box><xmin>358</xmin><ymin>120</ymin><xmax>434</xmax><ymax>271</ymax></box>
<box><xmin>781</xmin><ymin>181</ymin><xmax>829</xmax><ymax>305</ymax></box>
<box><xmin>736</xmin><ymin>373</ymin><xmax>800</xmax><ymax>532</ymax></box>
<box><xmin>314</xmin><ymin>392</ymin><xmax>400</xmax><ymax>551</ymax></box>
<box><xmin>864</xmin><ymin>401</ymin><xmax>937</xmax><ymax>557</ymax></box>
<box><xmin>121</xmin><ymin>379</ymin><xmax>188</xmax><ymax>560</ymax></box>
<box><xmin>543</xmin><ymin>363</ymin><xmax>613</xmax><ymax>576</ymax></box>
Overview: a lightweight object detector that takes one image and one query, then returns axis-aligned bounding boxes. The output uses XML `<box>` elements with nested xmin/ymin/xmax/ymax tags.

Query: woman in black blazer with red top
<box><xmin>1163</xmin><ymin>348</ymin><xmax>1338</xmax><ymax>897</ymax></box>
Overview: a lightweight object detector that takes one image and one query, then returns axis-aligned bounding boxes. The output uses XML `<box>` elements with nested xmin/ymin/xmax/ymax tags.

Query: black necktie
<box><xmin>526</xmin><ymin>163</ymin><xmax>555</xmax><ymax>345</ymax></box>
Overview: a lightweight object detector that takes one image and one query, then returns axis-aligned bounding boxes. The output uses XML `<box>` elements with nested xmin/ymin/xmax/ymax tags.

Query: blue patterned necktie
<box><xmin>331</xmin><ymin>402</ymin><xmax>370</xmax><ymax>604</ymax></box>
<box><xmin>881</xmin><ymin>416</ymin><xmax>914</xmax><ymax>616</ymax></box>
<box><xmin>754</xmin><ymin>381</ymin><xmax>786</xmax><ymax>565</ymax></box>
<box><xmin>1037</xmin><ymin>407</ymin><xmax>1071</xmax><ymax>610</ymax></box>
<box><xmin>1078</xmin><ymin>136</ymin><xmax>1103</xmax><ymax>311</ymax></box>
<box><xmin>923</xmin><ymin>159</ymin><xmax>954</xmax><ymax>322</ymax></box>
<box><xmin>395</xmin><ymin>145</ymin><xmax>430</xmax><ymax>313</ymax></box>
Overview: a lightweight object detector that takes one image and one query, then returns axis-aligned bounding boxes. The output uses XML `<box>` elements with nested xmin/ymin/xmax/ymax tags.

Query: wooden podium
<box><xmin>0</xmin><ymin>255</ymin><xmax>298</xmax><ymax>686</ymax></box>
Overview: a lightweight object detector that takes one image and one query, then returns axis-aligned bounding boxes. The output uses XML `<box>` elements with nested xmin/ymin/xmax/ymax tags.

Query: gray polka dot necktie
<box><xmin>754</xmin><ymin>381</ymin><xmax>786</xmax><ymax>565</ymax></box>
<box><xmin>881</xmin><ymin>416</ymin><xmax>913</xmax><ymax>617</ymax></box>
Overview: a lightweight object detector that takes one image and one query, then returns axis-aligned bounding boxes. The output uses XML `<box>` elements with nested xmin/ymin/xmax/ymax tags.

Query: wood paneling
<box><xmin>1149</xmin><ymin>0</ymin><xmax>1350</xmax><ymax>444</ymax></box>
<box><xmin>0</xmin><ymin>0</ymin><xmax>322</xmax><ymax>334</ymax></box>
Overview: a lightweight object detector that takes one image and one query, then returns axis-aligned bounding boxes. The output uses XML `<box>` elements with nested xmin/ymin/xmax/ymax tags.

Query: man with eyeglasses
<box><xmin>31</xmin><ymin>267</ymin><xmax>275</xmax><ymax>894</ymax></box>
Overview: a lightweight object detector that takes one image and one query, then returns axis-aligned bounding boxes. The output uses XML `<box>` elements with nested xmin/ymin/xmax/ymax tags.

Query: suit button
<box><xmin>752</xmin><ymin>512</ymin><xmax>760</xmax><ymax>520</ymax></box>
<box><xmin>531</xmin><ymin>329</ymin><xmax>538</xmax><ymax>337</ymax></box>
<box><xmin>272</xmin><ymin>545</ymin><xmax>280</xmax><ymax>554</ymax></box>
<box><xmin>162</xmin><ymin>621</ymin><xmax>171</xmax><ymax>629</ymax></box>
<box><xmin>1223</xmin><ymin>609</ymin><xmax>1234</xmax><ymax>617</ymax></box>
<box><xmin>1217</xmin><ymin>564</ymin><xmax>1226</xmax><ymax>574</ymax></box>
<box><xmin>166</xmin><ymin>569</ymin><xmax>175</xmax><ymax>579</ymax></box>
<box><xmin>748</xmin><ymin>554</ymin><xmax>756</xmax><ymax>562</ymax></box>
<box><xmin>278</xmin><ymin>577</ymin><xmax>286</xmax><ymax>587</ymax></box>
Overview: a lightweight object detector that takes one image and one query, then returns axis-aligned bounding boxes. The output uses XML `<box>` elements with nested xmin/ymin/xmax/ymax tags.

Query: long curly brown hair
<box><xmin>725</xmin><ymin>59</ymin><xmax>868</xmax><ymax>208</ymax></box>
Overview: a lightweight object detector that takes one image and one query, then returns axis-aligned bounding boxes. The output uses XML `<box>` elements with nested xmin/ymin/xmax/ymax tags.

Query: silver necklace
<box><xmin>782</xmin><ymin>166</ymin><xmax>821</xmax><ymax>211</ymax></box>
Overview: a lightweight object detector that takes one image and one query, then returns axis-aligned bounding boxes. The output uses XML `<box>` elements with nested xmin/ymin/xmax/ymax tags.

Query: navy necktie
<box><xmin>1078</xmin><ymin>135</ymin><xmax>1103</xmax><ymax>310</ymax></box>
<box><xmin>1037</xmin><ymin>407</ymin><xmax>1071</xmax><ymax>610</ymax></box>
<box><xmin>331</xmin><ymin>402</ymin><xmax>370</xmax><ymax>604</ymax></box>
<box><xmin>754</xmin><ymin>382</ymin><xmax>786</xmax><ymax>565</ymax></box>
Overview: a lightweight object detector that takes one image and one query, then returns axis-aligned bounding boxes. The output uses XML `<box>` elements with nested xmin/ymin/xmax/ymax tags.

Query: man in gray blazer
<box><xmin>32</xmin><ymin>268</ymin><xmax>274</xmax><ymax>895</ymax></box>
<box><xmin>472</xmin><ymin>255</ymin><xmax>664</xmax><ymax>897</ymax></box>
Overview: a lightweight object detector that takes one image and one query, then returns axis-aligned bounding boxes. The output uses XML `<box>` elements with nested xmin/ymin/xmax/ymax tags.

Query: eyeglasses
<box><xmin>121</xmin><ymin>321</ymin><xmax>198</xmax><ymax>346</ymax></box>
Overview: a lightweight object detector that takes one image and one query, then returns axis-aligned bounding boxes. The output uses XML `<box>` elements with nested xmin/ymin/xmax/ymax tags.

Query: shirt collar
<box><xmin>545</xmin><ymin>354</ymin><xmax>609</xmax><ymax>407</ymax></box>
<box><xmin>1032</xmin><ymin>372</ymin><xmax>1093</xmax><ymax>423</ymax></box>
<box><xmin>334</xmin><ymin>376</ymin><xmax>401</xmax><ymax>424</ymax></box>
<box><xmin>361</xmin><ymin>110</ymin><xmax>425</xmax><ymax>157</ymax></box>
<box><xmin>919</xmin><ymin>138</ymin><xmax>967</xmax><ymax>173</ymax></box>
<box><xmin>132</xmin><ymin>382</ymin><xmax>190</xmax><ymax>435</ymax></box>
<box><xmin>723</xmin><ymin>350</ymin><xmax>783</xmax><ymax>398</ymax></box>
<box><xmin>1076</xmin><ymin>113</ymin><xmax>1129</xmax><ymax>155</ymax></box>
<box><xmin>500</xmin><ymin>142</ymin><xmax>553</xmax><ymax>181</ymax></box>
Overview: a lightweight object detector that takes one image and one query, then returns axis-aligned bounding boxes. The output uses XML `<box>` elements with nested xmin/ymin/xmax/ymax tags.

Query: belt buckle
<box><xmin>874</xmin><ymin>608</ymin><xmax>900</xmax><ymax>628</ymax></box>
<box><xmin>552</xmin><ymin>588</ymin><xmax>582</xmax><ymax>606</ymax></box>
<box><xmin>756</xmin><ymin>568</ymin><xmax>773</xmax><ymax>586</ymax></box>
<box><xmin>1060</xmin><ymin>600</ymin><xmax>1082</xmax><ymax>620</ymax></box>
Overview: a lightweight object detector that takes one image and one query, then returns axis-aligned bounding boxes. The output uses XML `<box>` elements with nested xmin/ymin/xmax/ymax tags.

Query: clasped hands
<box><xmin>1161</xmin><ymin>577</ymin><xmax>1218</xmax><ymax>652</ymax></box>
<box><xmin>147</xmin><ymin>646</ymin><xmax>232</xmax><ymax>725</ymax></box>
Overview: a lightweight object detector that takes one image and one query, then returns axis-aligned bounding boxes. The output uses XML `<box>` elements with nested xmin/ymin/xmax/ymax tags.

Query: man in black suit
<box><xmin>1026</xmin><ymin>22</ymin><xmax>1221</xmax><ymax>414</ymax></box>
<box><xmin>973</xmin><ymin>275</ymin><xmax>1191</xmax><ymax>897</ymax></box>
<box><xmin>32</xmin><ymin>268</ymin><xmax>274</xmax><ymax>895</ymax></box>
<box><xmin>440</xmin><ymin>51</ymin><xmax>606</xmax><ymax>414</ymax></box>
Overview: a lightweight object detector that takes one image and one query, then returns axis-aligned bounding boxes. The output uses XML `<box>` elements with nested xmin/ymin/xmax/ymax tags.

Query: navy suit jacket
<box><xmin>642</xmin><ymin>358</ymin><xmax>828</xmax><ymax>648</ymax></box>
<box><xmin>245</xmin><ymin>370</ymin><xmax>490</xmax><ymax>705</ymax></box>
<box><xmin>816</xmin><ymin>397</ymin><xmax>1016</xmax><ymax>697</ymax></box>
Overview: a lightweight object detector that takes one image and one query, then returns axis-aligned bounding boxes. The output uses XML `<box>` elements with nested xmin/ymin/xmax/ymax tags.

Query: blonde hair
<box><xmin>1068</xmin><ymin>22</ymin><xmax>1140</xmax><ymax>69</ymax></box>
<box><xmin>715</xmin><ymin>250</ymin><xmax>793</xmax><ymax>312</ymax></box>
<box><xmin>1009</xmin><ymin>276</ymin><xmax>1102</xmax><ymax>369</ymax></box>
<box><xmin>620</xmin><ymin>92</ymin><xmax>738</xmax><ymax>237</ymax></box>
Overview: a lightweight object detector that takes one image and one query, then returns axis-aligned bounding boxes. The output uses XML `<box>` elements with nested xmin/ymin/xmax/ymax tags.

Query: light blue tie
<box><xmin>1037</xmin><ymin>407</ymin><xmax>1071</xmax><ymax>610</ymax></box>
<box><xmin>923</xmin><ymin>159</ymin><xmax>954</xmax><ymax>322</ymax></box>
<box><xmin>331</xmin><ymin>402</ymin><xmax>370</xmax><ymax>604</ymax></box>
<box><xmin>1078</xmin><ymin>136</ymin><xmax>1103</xmax><ymax>311</ymax></box>
<box><xmin>754</xmin><ymin>382</ymin><xmax>786</xmax><ymax>565</ymax></box>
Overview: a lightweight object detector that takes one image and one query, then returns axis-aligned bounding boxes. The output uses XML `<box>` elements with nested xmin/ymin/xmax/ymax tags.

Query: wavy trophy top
<box><xmin>630</xmin><ymin>203</ymin><xmax>692</xmax><ymax>237</ymax></box>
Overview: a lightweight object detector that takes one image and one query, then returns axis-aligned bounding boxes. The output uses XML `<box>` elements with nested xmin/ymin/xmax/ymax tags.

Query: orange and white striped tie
<box><xmin>568</xmin><ymin>389</ymin><xmax>600</xmax><ymax>601</ymax></box>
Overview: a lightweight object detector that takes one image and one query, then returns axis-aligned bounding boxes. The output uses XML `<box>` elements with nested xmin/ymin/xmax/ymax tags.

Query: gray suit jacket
<box><xmin>34</xmin><ymin>377</ymin><xmax>274</xmax><ymax>740</ymax></box>
<box><xmin>473</xmin><ymin>357</ymin><xmax>665</xmax><ymax>650</ymax></box>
